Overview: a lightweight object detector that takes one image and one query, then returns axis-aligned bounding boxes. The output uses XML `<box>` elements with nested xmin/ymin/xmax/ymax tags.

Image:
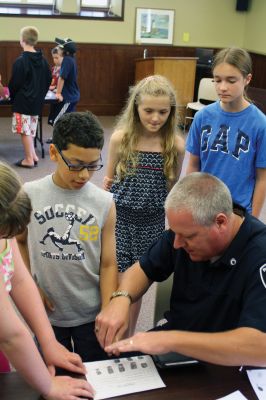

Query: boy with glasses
<box><xmin>16</xmin><ymin>111</ymin><xmax>118</xmax><ymax>362</ymax></box>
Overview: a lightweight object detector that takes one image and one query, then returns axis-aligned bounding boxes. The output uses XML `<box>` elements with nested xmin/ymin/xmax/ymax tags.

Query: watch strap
<box><xmin>110</xmin><ymin>290</ymin><xmax>132</xmax><ymax>303</ymax></box>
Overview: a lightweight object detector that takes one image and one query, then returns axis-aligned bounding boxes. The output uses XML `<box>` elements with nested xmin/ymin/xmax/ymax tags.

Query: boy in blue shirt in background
<box><xmin>46</xmin><ymin>37</ymin><xmax>80</xmax><ymax>143</ymax></box>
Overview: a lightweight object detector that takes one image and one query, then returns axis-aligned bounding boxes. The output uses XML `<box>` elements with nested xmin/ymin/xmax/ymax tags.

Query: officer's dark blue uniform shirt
<box><xmin>140</xmin><ymin>212</ymin><xmax>266</xmax><ymax>333</ymax></box>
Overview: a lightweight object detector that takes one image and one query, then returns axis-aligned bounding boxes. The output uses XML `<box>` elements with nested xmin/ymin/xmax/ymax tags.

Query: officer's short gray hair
<box><xmin>165</xmin><ymin>172</ymin><xmax>233</xmax><ymax>226</ymax></box>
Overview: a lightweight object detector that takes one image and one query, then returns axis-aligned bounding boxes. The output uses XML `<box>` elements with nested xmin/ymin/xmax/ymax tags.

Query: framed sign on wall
<box><xmin>135</xmin><ymin>8</ymin><xmax>175</xmax><ymax>45</ymax></box>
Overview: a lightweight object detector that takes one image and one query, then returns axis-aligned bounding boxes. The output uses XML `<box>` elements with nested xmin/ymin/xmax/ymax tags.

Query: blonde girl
<box><xmin>103</xmin><ymin>75</ymin><xmax>184</xmax><ymax>334</ymax></box>
<box><xmin>186</xmin><ymin>47</ymin><xmax>266</xmax><ymax>218</ymax></box>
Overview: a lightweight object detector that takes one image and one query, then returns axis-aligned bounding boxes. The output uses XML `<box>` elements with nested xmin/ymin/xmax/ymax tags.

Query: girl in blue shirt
<box><xmin>186</xmin><ymin>47</ymin><xmax>266</xmax><ymax>217</ymax></box>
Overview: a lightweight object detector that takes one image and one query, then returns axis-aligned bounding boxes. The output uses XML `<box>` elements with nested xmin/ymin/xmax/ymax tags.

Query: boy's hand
<box><xmin>42</xmin><ymin>340</ymin><xmax>87</xmax><ymax>376</ymax></box>
<box><xmin>95</xmin><ymin>297</ymin><xmax>130</xmax><ymax>349</ymax></box>
<box><xmin>44</xmin><ymin>375</ymin><xmax>94</xmax><ymax>400</ymax></box>
<box><xmin>55</xmin><ymin>93</ymin><xmax>63</xmax><ymax>102</ymax></box>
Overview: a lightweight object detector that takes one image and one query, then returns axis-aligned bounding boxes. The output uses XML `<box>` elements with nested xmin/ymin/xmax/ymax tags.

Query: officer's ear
<box><xmin>215</xmin><ymin>213</ymin><xmax>227</xmax><ymax>230</ymax></box>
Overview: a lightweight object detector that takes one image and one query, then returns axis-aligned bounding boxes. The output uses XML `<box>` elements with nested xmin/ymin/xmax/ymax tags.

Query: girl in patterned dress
<box><xmin>103</xmin><ymin>75</ymin><xmax>184</xmax><ymax>335</ymax></box>
<box><xmin>0</xmin><ymin>162</ymin><xmax>93</xmax><ymax>399</ymax></box>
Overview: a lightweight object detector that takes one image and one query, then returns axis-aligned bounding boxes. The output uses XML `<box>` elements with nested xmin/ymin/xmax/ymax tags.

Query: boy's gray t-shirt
<box><xmin>24</xmin><ymin>175</ymin><xmax>113</xmax><ymax>327</ymax></box>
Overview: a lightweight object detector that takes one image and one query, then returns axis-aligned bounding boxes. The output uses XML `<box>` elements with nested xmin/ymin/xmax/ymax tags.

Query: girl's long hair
<box><xmin>115</xmin><ymin>75</ymin><xmax>180</xmax><ymax>187</ymax></box>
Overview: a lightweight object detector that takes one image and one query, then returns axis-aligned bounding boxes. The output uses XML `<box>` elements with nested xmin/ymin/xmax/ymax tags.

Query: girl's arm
<box><xmin>186</xmin><ymin>152</ymin><xmax>200</xmax><ymax>174</ymax></box>
<box><xmin>9</xmin><ymin>238</ymin><xmax>86</xmax><ymax>376</ymax></box>
<box><xmin>0</xmin><ymin>270</ymin><xmax>51</xmax><ymax>394</ymax></box>
<box><xmin>0</xmin><ymin>266</ymin><xmax>94</xmax><ymax>399</ymax></box>
<box><xmin>103</xmin><ymin>130</ymin><xmax>123</xmax><ymax>190</ymax></box>
<box><xmin>175</xmin><ymin>133</ymin><xmax>185</xmax><ymax>156</ymax></box>
<box><xmin>174</xmin><ymin>134</ymin><xmax>185</xmax><ymax>180</ymax></box>
<box><xmin>252</xmin><ymin>168</ymin><xmax>266</xmax><ymax>218</ymax></box>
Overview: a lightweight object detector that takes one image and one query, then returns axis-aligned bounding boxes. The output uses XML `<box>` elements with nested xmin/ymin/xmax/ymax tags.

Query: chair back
<box><xmin>197</xmin><ymin>78</ymin><xmax>218</xmax><ymax>102</ymax></box>
<box><xmin>153</xmin><ymin>274</ymin><xmax>173</xmax><ymax>325</ymax></box>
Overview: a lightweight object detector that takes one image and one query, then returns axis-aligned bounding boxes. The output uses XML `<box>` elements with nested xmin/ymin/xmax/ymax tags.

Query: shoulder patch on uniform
<box><xmin>259</xmin><ymin>264</ymin><xmax>266</xmax><ymax>289</ymax></box>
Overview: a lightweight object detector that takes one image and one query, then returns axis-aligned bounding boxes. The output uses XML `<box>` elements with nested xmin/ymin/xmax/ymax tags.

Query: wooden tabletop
<box><xmin>0</xmin><ymin>363</ymin><xmax>257</xmax><ymax>400</ymax></box>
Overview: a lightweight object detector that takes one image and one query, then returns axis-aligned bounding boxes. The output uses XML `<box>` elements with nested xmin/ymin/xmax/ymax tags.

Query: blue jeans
<box><xmin>52</xmin><ymin>321</ymin><xmax>108</xmax><ymax>362</ymax></box>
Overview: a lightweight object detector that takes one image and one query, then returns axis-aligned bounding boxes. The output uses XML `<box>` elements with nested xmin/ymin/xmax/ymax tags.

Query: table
<box><xmin>0</xmin><ymin>92</ymin><xmax>57</xmax><ymax>159</ymax></box>
<box><xmin>0</xmin><ymin>363</ymin><xmax>257</xmax><ymax>400</ymax></box>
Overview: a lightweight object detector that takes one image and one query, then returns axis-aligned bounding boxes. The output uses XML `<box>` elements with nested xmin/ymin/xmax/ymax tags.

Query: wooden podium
<box><xmin>135</xmin><ymin>57</ymin><xmax>197</xmax><ymax>124</ymax></box>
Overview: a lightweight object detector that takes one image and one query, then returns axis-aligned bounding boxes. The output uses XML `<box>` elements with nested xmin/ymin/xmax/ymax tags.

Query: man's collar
<box><xmin>211</xmin><ymin>212</ymin><xmax>249</xmax><ymax>268</ymax></box>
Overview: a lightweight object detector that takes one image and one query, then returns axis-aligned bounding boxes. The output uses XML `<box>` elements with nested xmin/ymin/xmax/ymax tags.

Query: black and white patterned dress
<box><xmin>110</xmin><ymin>151</ymin><xmax>168</xmax><ymax>272</ymax></box>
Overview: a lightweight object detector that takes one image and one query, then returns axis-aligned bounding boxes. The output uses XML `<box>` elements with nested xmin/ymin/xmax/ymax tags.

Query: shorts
<box><xmin>12</xmin><ymin>113</ymin><xmax>38</xmax><ymax>137</ymax></box>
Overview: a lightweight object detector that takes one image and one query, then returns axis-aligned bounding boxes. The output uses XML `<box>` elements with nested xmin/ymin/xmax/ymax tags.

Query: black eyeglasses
<box><xmin>56</xmin><ymin>147</ymin><xmax>103</xmax><ymax>172</ymax></box>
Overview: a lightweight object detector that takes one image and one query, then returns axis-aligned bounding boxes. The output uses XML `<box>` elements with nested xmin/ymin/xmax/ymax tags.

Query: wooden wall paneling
<box><xmin>1</xmin><ymin>42</ymin><xmax>266</xmax><ymax>118</ymax></box>
<box><xmin>250</xmin><ymin>52</ymin><xmax>266</xmax><ymax>89</ymax></box>
<box><xmin>76</xmin><ymin>44</ymin><xmax>196</xmax><ymax>115</ymax></box>
<box><xmin>0</xmin><ymin>45</ymin><xmax>7</xmax><ymax>83</ymax></box>
<box><xmin>247</xmin><ymin>86</ymin><xmax>266</xmax><ymax>114</ymax></box>
<box><xmin>135</xmin><ymin>59</ymin><xmax>154</xmax><ymax>81</ymax></box>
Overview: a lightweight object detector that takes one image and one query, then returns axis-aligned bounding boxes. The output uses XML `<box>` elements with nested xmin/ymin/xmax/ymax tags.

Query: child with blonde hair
<box><xmin>8</xmin><ymin>26</ymin><xmax>51</xmax><ymax>168</ymax></box>
<box><xmin>102</xmin><ymin>75</ymin><xmax>184</xmax><ymax>335</ymax></box>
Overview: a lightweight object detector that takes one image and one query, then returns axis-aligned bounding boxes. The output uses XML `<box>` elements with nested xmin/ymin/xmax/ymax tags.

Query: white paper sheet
<box><xmin>216</xmin><ymin>390</ymin><xmax>248</xmax><ymax>400</ymax></box>
<box><xmin>84</xmin><ymin>355</ymin><xmax>166</xmax><ymax>400</ymax></box>
<box><xmin>247</xmin><ymin>369</ymin><xmax>266</xmax><ymax>400</ymax></box>
<box><xmin>45</xmin><ymin>90</ymin><xmax>57</xmax><ymax>100</ymax></box>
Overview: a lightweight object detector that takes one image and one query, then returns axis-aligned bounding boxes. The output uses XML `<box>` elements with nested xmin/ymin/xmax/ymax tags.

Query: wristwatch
<box><xmin>110</xmin><ymin>290</ymin><xmax>132</xmax><ymax>303</ymax></box>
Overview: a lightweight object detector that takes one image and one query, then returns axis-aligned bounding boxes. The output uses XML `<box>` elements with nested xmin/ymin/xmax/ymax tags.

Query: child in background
<box><xmin>102</xmin><ymin>75</ymin><xmax>184</xmax><ymax>335</ymax></box>
<box><xmin>186</xmin><ymin>47</ymin><xmax>266</xmax><ymax>218</ymax></box>
<box><xmin>46</xmin><ymin>37</ymin><xmax>80</xmax><ymax>143</ymax></box>
<box><xmin>17</xmin><ymin>111</ymin><xmax>118</xmax><ymax>362</ymax></box>
<box><xmin>8</xmin><ymin>26</ymin><xmax>51</xmax><ymax>168</ymax></box>
<box><xmin>49</xmin><ymin>46</ymin><xmax>63</xmax><ymax>92</ymax></box>
<box><xmin>0</xmin><ymin>161</ymin><xmax>94</xmax><ymax>399</ymax></box>
<box><xmin>0</xmin><ymin>74</ymin><xmax>10</xmax><ymax>100</ymax></box>
<box><xmin>48</xmin><ymin>46</ymin><xmax>63</xmax><ymax>126</ymax></box>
